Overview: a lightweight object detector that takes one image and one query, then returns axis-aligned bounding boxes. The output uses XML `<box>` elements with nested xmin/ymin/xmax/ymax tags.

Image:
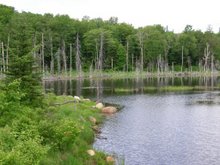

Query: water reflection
<box><xmin>44</xmin><ymin>76</ymin><xmax>220</xmax><ymax>100</ymax></box>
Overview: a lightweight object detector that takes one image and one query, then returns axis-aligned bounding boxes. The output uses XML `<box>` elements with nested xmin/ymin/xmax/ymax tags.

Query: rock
<box><xmin>106</xmin><ymin>156</ymin><xmax>115</xmax><ymax>162</ymax></box>
<box><xmin>89</xmin><ymin>116</ymin><xmax>96</xmax><ymax>124</ymax></box>
<box><xmin>101</xmin><ymin>106</ymin><xmax>117</xmax><ymax>114</ymax></box>
<box><xmin>95</xmin><ymin>103</ymin><xmax>104</xmax><ymax>109</ymax></box>
<box><xmin>74</xmin><ymin>96</ymin><xmax>81</xmax><ymax>101</ymax></box>
<box><xmin>87</xmin><ymin>149</ymin><xmax>95</xmax><ymax>156</ymax></box>
<box><xmin>82</xmin><ymin>98</ymin><xmax>91</xmax><ymax>102</ymax></box>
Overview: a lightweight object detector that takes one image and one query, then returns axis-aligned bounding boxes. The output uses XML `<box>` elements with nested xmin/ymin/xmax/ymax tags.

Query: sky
<box><xmin>0</xmin><ymin>0</ymin><xmax>219</xmax><ymax>33</ymax></box>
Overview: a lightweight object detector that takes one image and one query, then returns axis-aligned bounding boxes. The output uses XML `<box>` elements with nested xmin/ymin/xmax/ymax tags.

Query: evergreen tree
<box><xmin>5</xmin><ymin>13</ymin><xmax>43</xmax><ymax>107</ymax></box>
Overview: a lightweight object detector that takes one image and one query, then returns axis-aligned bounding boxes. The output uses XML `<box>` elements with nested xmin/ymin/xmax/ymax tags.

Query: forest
<box><xmin>1</xmin><ymin>4</ymin><xmax>220</xmax><ymax>76</ymax></box>
<box><xmin>1</xmin><ymin>3</ymin><xmax>220</xmax><ymax>164</ymax></box>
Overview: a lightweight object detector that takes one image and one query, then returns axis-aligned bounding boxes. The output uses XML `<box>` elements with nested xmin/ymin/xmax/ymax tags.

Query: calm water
<box><xmin>45</xmin><ymin>77</ymin><xmax>220</xmax><ymax>165</ymax></box>
<box><xmin>93</xmin><ymin>93</ymin><xmax>220</xmax><ymax>165</ymax></box>
<box><xmin>44</xmin><ymin>76</ymin><xmax>219</xmax><ymax>100</ymax></box>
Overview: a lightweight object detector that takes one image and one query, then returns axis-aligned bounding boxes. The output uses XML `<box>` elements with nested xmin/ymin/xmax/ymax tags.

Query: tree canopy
<box><xmin>1</xmin><ymin>4</ymin><xmax>220</xmax><ymax>73</ymax></box>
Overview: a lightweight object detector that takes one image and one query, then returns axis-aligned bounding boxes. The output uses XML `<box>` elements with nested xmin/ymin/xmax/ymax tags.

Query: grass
<box><xmin>43</xmin><ymin>70</ymin><xmax>220</xmax><ymax>80</ymax></box>
<box><xmin>114</xmin><ymin>85</ymin><xmax>220</xmax><ymax>93</ymax></box>
<box><xmin>40</xmin><ymin>94</ymin><xmax>114</xmax><ymax>165</ymax></box>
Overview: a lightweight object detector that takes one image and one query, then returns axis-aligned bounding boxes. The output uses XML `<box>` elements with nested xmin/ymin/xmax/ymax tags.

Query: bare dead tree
<box><xmin>203</xmin><ymin>43</ymin><xmax>210</xmax><ymax>72</ymax></box>
<box><xmin>6</xmin><ymin>35</ymin><xmax>9</xmax><ymax>71</ymax></box>
<box><xmin>95</xmin><ymin>39</ymin><xmax>98</xmax><ymax>70</ymax></box>
<box><xmin>98</xmin><ymin>32</ymin><xmax>104</xmax><ymax>71</ymax></box>
<box><xmin>199</xmin><ymin>60</ymin><xmax>202</xmax><ymax>72</ymax></box>
<box><xmin>181</xmin><ymin>45</ymin><xmax>184</xmax><ymax>72</ymax></box>
<box><xmin>137</xmin><ymin>31</ymin><xmax>144</xmax><ymax>72</ymax></box>
<box><xmin>69</xmin><ymin>43</ymin><xmax>72</xmax><ymax>76</ymax></box>
<box><xmin>56</xmin><ymin>48</ymin><xmax>61</xmax><ymax>74</ymax></box>
<box><xmin>75</xmin><ymin>33</ymin><xmax>82</xmax><ymax>76</ymax></box>
<box><xmin>89</xmin><ymin>61</ymin><xmax>93</xmax><ymax>78</ymax></box>
<box><xmin>157</xmin><ymin>54</ymin><xmax>162</xmax><ymax>74</ymax></box>
<box><xmin>61</xmin><ymin>39</ymin><xmax>67</xmax><ymax>74</ymax></box>
<box><xmin>50</xmin><ymin>35</ymin><xmax>54</xmax><ymax>74</ymax></box>
<box><xmin>211</xmin><ymin>53</ymin><xmax>214</xmax><ymax>75</ymax></box>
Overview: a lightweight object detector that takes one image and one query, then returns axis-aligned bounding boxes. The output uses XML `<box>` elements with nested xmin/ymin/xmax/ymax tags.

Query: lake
<box><xmin>45</xmin><ymin>77</ymin><xmax>220</xmax><ymax>165</ymax></box>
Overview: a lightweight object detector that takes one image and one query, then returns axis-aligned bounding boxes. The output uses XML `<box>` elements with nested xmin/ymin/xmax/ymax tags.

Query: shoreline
<box><xmin>42</xmin><ymin>71</ymin><xmax>220</xmax><ymax>81</ymax></box>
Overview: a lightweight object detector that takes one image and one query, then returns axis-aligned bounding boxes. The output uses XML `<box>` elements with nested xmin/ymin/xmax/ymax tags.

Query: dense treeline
<box><xmin>1</xmin><ymin>4</ymin><xmax>220</xmax><ymax>74</ymax></box>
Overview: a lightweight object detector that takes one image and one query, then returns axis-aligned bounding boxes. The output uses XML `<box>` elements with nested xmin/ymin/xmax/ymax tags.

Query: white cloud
<box><xmin>0</xmin><ymin>0</ymin><xmax>219</xmax><ymax>32</ymax></box>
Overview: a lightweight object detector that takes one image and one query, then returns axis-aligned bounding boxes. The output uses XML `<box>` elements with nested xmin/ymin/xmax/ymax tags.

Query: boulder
<box><xmin>101</xmin><ymin>106</ymin><xmax>117</xmax><ymax>114</ymax></box>
<box><xmin>95</xmin><ymin>103</ymin><xmax>104</xmax><ymax>109</ymax></box>
<box><xmin>106</xmin><ymin>156</ymin><xmax>115</xmax><ymax>162</ymax></box>
<box><xmin>87</xmin><ymin>149</ymin><xmax>95</xmax><ymax>156</ymax></box>
<box><xmin>89</xmin><ymin>116</ymin><xmax>96</xmax><ymax>124</ymax></box>
<box><xmin>74</xmin><ymin>96</ymin><xmax>81</xmax><ymax>101</ymax></box>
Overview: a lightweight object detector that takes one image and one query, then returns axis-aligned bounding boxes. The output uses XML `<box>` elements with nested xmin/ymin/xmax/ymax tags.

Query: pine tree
<box><xmin>6</xmin><ymin>49</ymin><xmax>43</xmax><ymax>107</ymax></box>
<box><xmin>5</xmin><ymin>14</ymin><xmax>43</xmax><ymax>106</ymax></box>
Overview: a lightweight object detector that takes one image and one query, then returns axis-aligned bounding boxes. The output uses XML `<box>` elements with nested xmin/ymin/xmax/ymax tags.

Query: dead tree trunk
<box><xmin>61</xmin><ymin>39</ymin><xmax>67</xmax><ymax>74</ymax></box>
<box><xmin>98</xmin><ymin>32</ymin><xmax>104</xmax><ymax>71</ymax></box>
<box><xmin>50</xmin><ymin>35</ymin><xmax>54</xmax><ymax>74</ymax></box>
<box><xmin>157</xmin><ymin>55</ymin><xmax>162</xmax><ymax>75</ymax></box>
<box><xmin>137</xmin><ymin>32</ymin><xmax>144</xmax><ymax>72</ymax></box>
<box><xmin>95</xmin><ymin>39</ymin><xmax>99</xmax><ymax>70</ymax></box>
<box><xmin>56</xmin><ymin>48</ymin><xmax>61</xmax><ymax>74</ymax></box>
<box><xmin>89</xmin><ymin>62</ymin><xmax>93</xmax><ymax>78</ymax></box>
<box><xmin>69</xmin><ymin>43</ymin><xmax>72</xmax><ymax>76</ymax></box>
<box><xmin>181</xmin><ymin>45</ymin><xmax>184</xmax><ymax>72</ymax></box>
<box><xmin>203</xmin><ymin>43</ymin><xmax>210</xmax><ymax>72</ymax></box>
<box><xmin>6</xmin><ymin>35</ymin><xmax>9</xmax><ymax>71</ymax></box>
<box><xmin>164</xmin><ymin>45</ymin><xmax>170</xmax><ymax>72</ymax></box>
<box><xmin>75</xmin><ymin>33</ymin><xmax>82</xmax><ymax>76</ymax></box>
<box><xmin>211</xmin><ymin>53</ymin><xmax>214</xmax><ymax>75</ymax></box>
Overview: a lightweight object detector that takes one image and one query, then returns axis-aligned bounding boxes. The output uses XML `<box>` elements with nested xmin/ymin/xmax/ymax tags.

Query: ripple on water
<box><xmin>94</xmin><ymin>93</ymin><xmax>220</xmax><ymax>165</ymax></box>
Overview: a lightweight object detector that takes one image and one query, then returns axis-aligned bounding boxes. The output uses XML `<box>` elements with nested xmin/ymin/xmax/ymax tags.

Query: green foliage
<box><xmin>0</xmin><ymin>90</ymin><xmax>108</xmax><ymax>164</ymax></box>
<box><xmin>39</xmin><ymin>118</ymin><xmax>81</xmax><ymax>151</ymax></box>
<box><xmin>1</xmin><ymin>4</ymin><xmax>220</xmax><ymax>72</ymax></box>
<box><xmin>0</xmin><ymin>116</ymin><xmax>49</xmax><ymax>165</ymax></box>
<box><xmin>6</xmin><ymin>50</ymin><xmax>43</xmax><ymax>107</ymax></box>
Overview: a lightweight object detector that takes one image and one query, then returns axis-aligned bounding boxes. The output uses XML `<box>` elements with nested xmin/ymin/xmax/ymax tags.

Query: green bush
<box><xmin>54</xmin><ymin>119</ymin><xmax>82</xmax><ymax>150</ymax></box>
<box><xmin>39</xmin><ymin>118</ymin><xmax>82</xmax><ymax>151</ymax></box>
<box><xmin>0</xmin><ymin>125</ymin><xmax>49</xmax><ymax>165</ymax></box>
